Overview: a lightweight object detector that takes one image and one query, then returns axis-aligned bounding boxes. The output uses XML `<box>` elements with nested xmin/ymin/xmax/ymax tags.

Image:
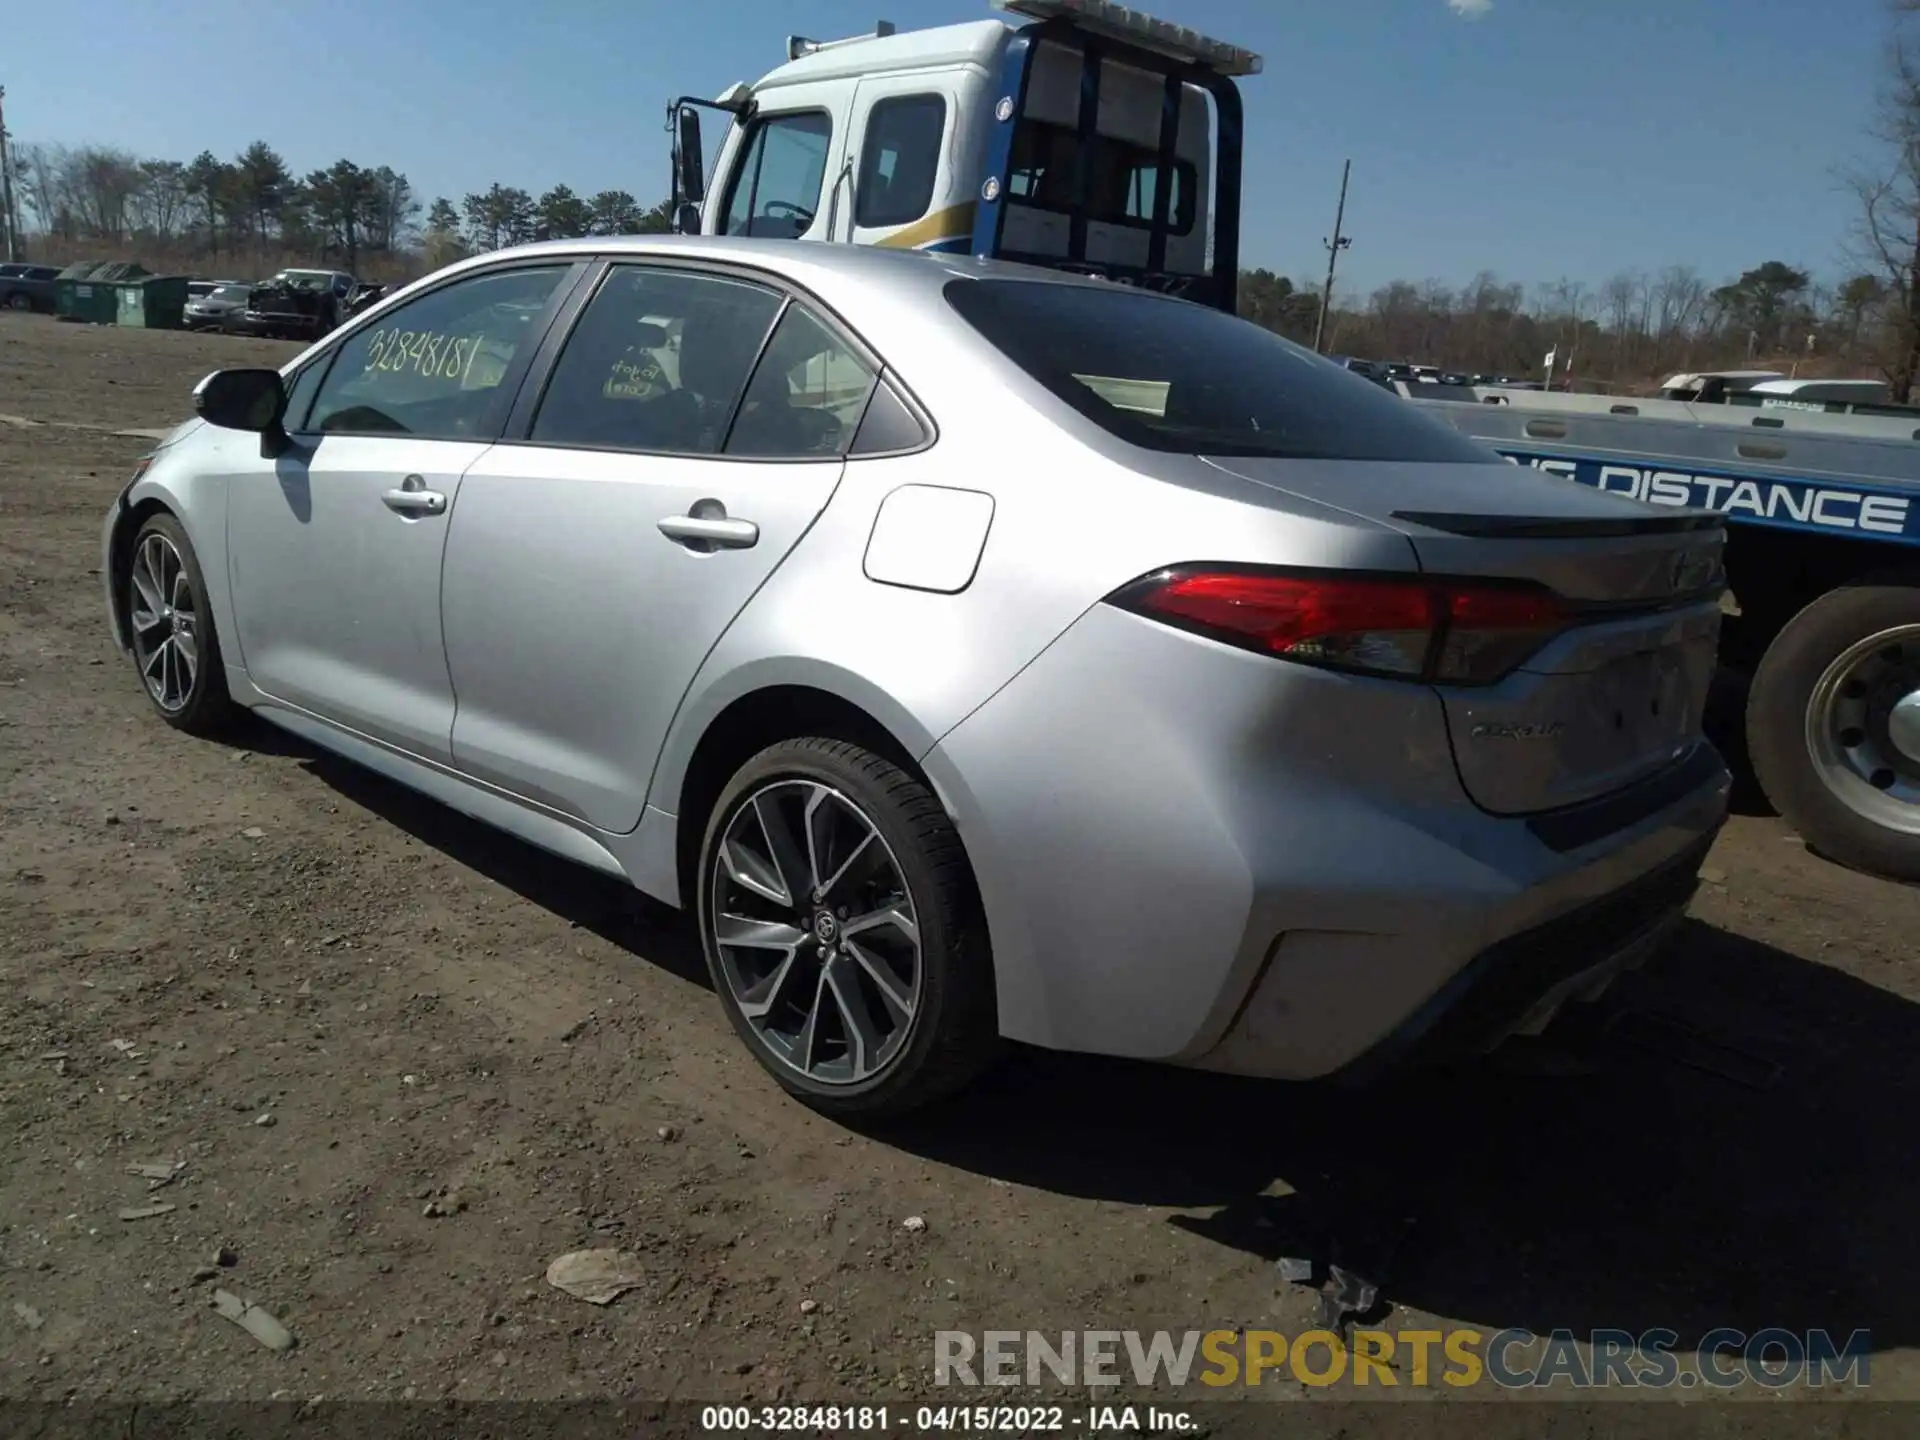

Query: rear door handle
<box><xmin>382</xmin><ymin>477</ymin><xmax>447</xmax><ymax>517</ymax></box>
<box><xmin>658</xmin><ymin>513</ymin><xmax>760</xmax><ymax>549</ymax></box>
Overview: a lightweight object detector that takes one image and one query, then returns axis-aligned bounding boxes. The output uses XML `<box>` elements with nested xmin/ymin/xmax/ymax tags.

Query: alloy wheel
<box><xmin>129</xmin><ymin>531</ymin><xmax>199</xmax><ymax>713</ymax></box>
<box><xmin>708</xmin><ymin>779</ymin><xmax>922</xmax><ymax>1086</ymax></box>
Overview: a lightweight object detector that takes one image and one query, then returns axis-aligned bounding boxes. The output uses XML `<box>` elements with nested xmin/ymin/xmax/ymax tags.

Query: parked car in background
<box><xmin>0</xmin><ymin>263</ymin><xmax>61</xmax><ymax>313</ymax></box>
<box><xmin>237</xmin><ymin>268</ymin><xmax>357</xmax><ymax>340</ymax></box>
<box><xmin>183</xmin><ymin>281</ymin><xmax>253</xmax><ymax>333</ymax></box>
<box><xmin>1326</xmin><ymin>356</ymin><xmax>1393</xmax><ymax>390</ymax></box>
<box><xmin>100</xmin><ymin>236</ymin><xmax>1730</xmax><ymax>1118</ymax></box>
<box><xmin>346</xmin><ymin>281</ymin><xmax>389</xmax><ymax>318</ymax></box>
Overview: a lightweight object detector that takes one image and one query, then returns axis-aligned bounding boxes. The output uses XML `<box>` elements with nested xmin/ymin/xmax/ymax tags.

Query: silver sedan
<box><xmin>101</xmin><ymin>236</ymin><xmax>1730</xmax><ymax>1117</ymax></box>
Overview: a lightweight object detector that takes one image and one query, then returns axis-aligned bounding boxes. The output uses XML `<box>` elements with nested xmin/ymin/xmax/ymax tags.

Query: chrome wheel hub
<box><xmin>1807</xmin><ymin>624</ymin><xmax>1920</xmax><ymax>835</ymax></box>
<box><xmin>709</xmin><ymin>779</ymin><xmax>921</xmax><ymax>1086</ymax></box>
<box><xmin>1891</xmin><ymin>689</ymin><xmax>1920</xmax><ymax>765</ymax></box>
<box><xmin>128</xmin><ymin>532</ymin><xmax>198</xmax><ymax>714</ymax></box>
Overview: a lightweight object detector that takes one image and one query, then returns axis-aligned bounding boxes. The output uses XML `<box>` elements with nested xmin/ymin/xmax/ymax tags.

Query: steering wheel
<box><xmin>761</xmin><ymin>200</ymin><xmax>815</xmax><ymax>232</ymax></box>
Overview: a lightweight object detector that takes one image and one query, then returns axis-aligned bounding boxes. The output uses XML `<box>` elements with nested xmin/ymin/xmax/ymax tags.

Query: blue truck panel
<box><xmin>1496</xmin><ymin>449</ymin><xmax>1920</xmax><ymax>546</ymax></box>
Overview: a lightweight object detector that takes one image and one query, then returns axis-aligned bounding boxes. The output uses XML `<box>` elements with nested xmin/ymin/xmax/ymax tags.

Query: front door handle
<box><xmin>382</xmin><ymin>475</ymin><xmax>447</xmax><ymax>517</ymax></box>
<box><xmin>658</xmin><ymin>512</ymin><xmax>759</xmax><ymax>550</ymax></box>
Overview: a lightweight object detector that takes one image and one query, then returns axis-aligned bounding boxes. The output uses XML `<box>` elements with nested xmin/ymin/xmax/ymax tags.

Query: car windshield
<box><xmin>943</xmin><ymin>279</ymin><xmax>1493</xmax><ymax>463</ymax></box>
<box><xmin>213</xmin><ymin>285</ymin><xmax>249</xmax><ymax>301</ymax></box>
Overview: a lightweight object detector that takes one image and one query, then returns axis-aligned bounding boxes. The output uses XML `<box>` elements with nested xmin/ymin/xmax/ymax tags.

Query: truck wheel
<box><xmin>1748</xmin><ymin>580</ymin><xmax>1920</xmax><ymax>881</ymax></box>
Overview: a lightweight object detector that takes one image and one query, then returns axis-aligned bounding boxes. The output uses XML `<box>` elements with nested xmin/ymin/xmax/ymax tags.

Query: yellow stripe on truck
<box><xmin>872</xmin><ymin>202</ymin><xmax>976</xmax><ymax>250</ymax></box>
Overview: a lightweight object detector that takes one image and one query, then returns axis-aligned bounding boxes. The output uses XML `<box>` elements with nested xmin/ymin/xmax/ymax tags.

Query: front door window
<box><xmin>721</xmin><ymin>112</ymin><xmax>833</xmax><ymax>239</ymax></box>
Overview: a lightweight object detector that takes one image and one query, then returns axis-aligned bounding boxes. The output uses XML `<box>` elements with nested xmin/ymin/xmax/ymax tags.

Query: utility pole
<box><xmin>1311</xmin><ymin>158</ymin><xmax>1352</xmax><ymax>354</ymax></box>
<box><xmin>0</xmin><ymin>85</ymin><xmax>20</xmax><ymax>263</ymax></box>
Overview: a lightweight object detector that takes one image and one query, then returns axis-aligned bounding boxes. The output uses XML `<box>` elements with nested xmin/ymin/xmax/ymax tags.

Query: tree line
<box><xmin>1239</xmin><ymin>260</ymin><xmax>1888</xmax><ymax>388</ymax></box>
<box><xmin>11</xmin><ymin>139</ymin><xmax>672</xmax><ymax>276</ymax></box>
<box><xmin>19</xmin><ymin>0</ymin><xmax>1920</xmax><ymax>404</ymax></box>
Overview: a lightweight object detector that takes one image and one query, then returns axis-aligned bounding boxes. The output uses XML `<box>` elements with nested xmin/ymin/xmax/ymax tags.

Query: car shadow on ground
<box><xmin>217</xmin><ymin>715</ymin><xmax>711</xmax><ymax>988</ymax></box>
<box><xmin>886</xmin><ymin>917</ymin><xmax>1920</xmax><ymax>1353</ymax></box>
<box><xmin>232</xmin><ymin>715</ymin><xmax>1915</xmax><ymax>1352</ymax></box>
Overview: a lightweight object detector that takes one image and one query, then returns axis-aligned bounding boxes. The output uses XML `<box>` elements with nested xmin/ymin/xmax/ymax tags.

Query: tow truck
<box><xmin>664</xmin><ymin>0</ymin><xmax>1920</xmax><ymax>883</ymax></box>
<box><xmin>666</xmin><ymin>0</ymin><xmax>1254</xmax><ymax>311</ymax></box>
<box><xmin>1394</xmin><ymin>376</ymin><xmax>1920</xmax><ymax>882</ymax></box>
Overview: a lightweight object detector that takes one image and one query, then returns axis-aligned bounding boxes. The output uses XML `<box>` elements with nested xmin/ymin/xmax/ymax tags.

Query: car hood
<box><xmin>151</xmin><ymin>416</ymin><xmax>204</xmax><ymax>451</ymax></box>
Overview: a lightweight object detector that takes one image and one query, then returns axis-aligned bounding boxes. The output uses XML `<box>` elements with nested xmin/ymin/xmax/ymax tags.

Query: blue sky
<box><xmin>6</xmin><ymin>0</ymin><xmax>1888</xmax><ymax>295</ymax></box>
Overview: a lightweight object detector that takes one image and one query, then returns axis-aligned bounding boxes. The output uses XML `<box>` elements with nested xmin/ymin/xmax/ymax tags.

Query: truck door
<box><xmin>840</xmin><ymin>72</ymin><xmax>974</xmax><ymax>252</ymax></box>
<box><xmin>709</xmin><ymin>81</ymin><xmax>854</xmax><ymax>243</ymax></box>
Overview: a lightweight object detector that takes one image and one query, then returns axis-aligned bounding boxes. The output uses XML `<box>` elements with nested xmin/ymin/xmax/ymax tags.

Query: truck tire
<box><xmin>1747</xmin><ymin>580</ymin><xmax>1920</xmax><ymax>881</ymax></box>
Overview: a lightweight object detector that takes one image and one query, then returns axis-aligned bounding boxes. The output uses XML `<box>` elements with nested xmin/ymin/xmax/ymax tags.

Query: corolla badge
<box><xmin>1471</xmin><ymin>720</ymin><xmax>1567</xmax><ymax>740</ymax></box>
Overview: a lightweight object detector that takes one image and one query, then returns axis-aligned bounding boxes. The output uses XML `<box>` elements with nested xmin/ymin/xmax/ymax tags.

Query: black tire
<box><xmin>125</xmin><ymin>513</ymin><xmax>241</xmax><ymax>737</ymax></box>
<box><xmin>5</xmin><ymin>292</ymin><xmax>30</xmax><ymax>311</ymax></box>
<box><xmin>1748</xmin><ymin>580</ymin><xmax>1920</xmax><ymax>882</ymax></box>
<box><xmin>695</xmin><ymin>737</ymin><xmax>1001</xmax><ymax>1119</ymax></box>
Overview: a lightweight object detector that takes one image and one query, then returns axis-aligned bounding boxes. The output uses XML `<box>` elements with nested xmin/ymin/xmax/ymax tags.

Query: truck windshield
<box><xmin>944</xmin><ymin>278</ymin><xmax>1495</xmax><ymax>464</ymax></box>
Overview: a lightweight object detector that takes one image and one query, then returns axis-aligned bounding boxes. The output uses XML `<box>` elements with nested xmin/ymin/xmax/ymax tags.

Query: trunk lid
<box><xmin>1202</xmin><ymin>456</ymin><xmax>1726</xmax><ymax>816</ymax></box>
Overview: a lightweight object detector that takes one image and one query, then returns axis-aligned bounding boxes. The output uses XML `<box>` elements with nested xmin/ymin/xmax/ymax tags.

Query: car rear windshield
<box><xmin>942</xmin><ymin>278</ymin><xmax>1494</xmax><ymax>463</ymax></box>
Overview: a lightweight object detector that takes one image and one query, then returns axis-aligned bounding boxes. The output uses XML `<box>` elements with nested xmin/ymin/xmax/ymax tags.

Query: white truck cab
<box><xmin>667</xmin><ymin>0</ymin><xmax>1261</xmax><ymax>312</ymax></box>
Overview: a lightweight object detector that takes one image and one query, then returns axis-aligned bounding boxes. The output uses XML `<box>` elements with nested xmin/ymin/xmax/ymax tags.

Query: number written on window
<box><xmin>305</xmin><ymin>266</ymin><xmax>569</xmax><ymax>440</ymax></box>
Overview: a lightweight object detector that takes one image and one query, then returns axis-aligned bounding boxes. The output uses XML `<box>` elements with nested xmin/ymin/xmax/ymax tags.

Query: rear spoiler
<box><xmin>1391</xmin><ymin>510</ymin><xmax>1726</xmax><ymax>539</ymax></box>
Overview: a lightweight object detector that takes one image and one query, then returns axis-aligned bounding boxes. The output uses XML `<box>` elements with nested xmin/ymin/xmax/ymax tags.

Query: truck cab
<box><xmin>668</xmin><ymin>0</ymin><xmax>1259</xmax><ymax>312</ymax></box>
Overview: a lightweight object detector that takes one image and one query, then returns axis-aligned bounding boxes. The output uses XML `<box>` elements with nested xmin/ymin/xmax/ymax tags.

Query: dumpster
<box><xmin>54</xmin><ymin>261</ymin><xmax>150</xmax><ymax>323</ymax></box>
<box><xmin>115</xmin><ymin>275</ymin><xmax>190</xmax><ymax>330</ymax></box>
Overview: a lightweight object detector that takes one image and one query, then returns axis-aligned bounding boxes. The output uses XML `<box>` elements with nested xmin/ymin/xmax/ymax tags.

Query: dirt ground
<box><xmin>3</xmin><ymin>312</ymin><xmax>1919</xmax><ymax>1424</ymax></box>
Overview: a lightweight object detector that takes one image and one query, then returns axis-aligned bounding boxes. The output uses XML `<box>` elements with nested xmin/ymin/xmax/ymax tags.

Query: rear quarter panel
<box><xmin>643</xmin><ymin>336</ymin><xmax>1423</xmax><ymax>835</ymax></box>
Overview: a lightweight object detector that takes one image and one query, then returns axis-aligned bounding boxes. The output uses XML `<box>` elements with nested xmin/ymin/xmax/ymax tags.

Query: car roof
<box><xmin>427</xmin><ymin>233</ymin><xmax>1165</xmax><ymax>315</ymax></box>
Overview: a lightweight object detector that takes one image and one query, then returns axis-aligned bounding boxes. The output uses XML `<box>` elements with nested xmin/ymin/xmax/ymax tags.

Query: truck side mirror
<box><xmin>675</xmin><ymin>203</ymin><xmax>702</xmax><ymax>235</ymax></box>
<box><xmin>676</xmin><ymin>107</ymin><xmax>705</xmax><ymax>204</ymax></box>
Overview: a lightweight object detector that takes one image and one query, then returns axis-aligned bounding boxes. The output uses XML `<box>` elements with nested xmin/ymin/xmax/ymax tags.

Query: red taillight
<box><xmin>1109</xmin><ymin>566</ymin><xmax>1568</xmax><ymax>685</ymax></box>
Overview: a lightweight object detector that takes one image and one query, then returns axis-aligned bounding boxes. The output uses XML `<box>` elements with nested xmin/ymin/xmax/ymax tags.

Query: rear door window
<box><xmin>725</xmin><ymin>304</ymin><xmax>879</xmax><ymax>458</ymax></box>
<box><xmin>530</xmin><ymin>266</ymin><xmax>783</xmax><ymax>455</ymax></box>
<box><xmin>856</xmin><ymin>95</ymin><xmax>946</xmax><ymax>229</ymax></box>
<box><xmin>944</xmin><ymin>278</ymin><xmax>1493</xmax><ymax>463</ymax></box>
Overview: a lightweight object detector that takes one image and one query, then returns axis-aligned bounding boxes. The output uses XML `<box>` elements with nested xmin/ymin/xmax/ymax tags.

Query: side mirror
<box><xmin>675</xmin><ymin>202</ymin><xmax>702</xmax><ymax>235</ymax></box>
<box><xmin>194</xmin><ymin>368</ymin><xmax>291</xmax><ymax>458</ymax></box>
<box><xmin>676</xmin><ymin>106</ymin><xmax>706</xmax><ymax>204</ymax></box>
<box><xmin>194</xmin><ymin>368</ymin><xmax>285</xmax><ymax>433</ymax></box>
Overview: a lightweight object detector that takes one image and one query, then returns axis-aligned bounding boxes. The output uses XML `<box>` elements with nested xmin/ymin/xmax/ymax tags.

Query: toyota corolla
<box><xmin>102</xmin><ymin>236</ymin><xmax>1730</xmax><ymax>1117</ymax></box>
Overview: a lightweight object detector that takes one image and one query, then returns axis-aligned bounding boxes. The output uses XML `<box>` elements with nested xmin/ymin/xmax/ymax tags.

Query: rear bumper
<box><xmin>923</xmin><ymin>602</ymin><xmax>1731</xmax><ymax>1079</ymax></box>
<box><xmin>1330</xmin><ymin>825</ymin><xmax>1714</xmax><ymax>1082</ymax></box>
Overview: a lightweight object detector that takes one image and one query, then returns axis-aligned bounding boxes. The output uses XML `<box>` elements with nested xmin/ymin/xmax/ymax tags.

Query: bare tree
<box><xmin>1601</xmin><ymin>270</ymin><xmax>1641</xmax><ymax>371</ymax></box>
<box><xmin>136</xmin><ymin>159</ymin><xmax>188</xmax><ymax>242</ymax></box>
<box><xmin>15</xmin><ymin>142</ymin><xmax>73</xmax><ymax>238</ymax></box>
<box><xmin>1846</xmin><ymin>0</ymin><xmax>1920</xmax><ymax>399</ymax></box>
<box><xmin>60</xmin><ymin>145</ymin><xmax>145</xmax><ymax>242</ymax></box>
<box><xmin>1651</xmin><ymin>264</ymin><xmax>1707</xmax><ymax>364</ymax></box>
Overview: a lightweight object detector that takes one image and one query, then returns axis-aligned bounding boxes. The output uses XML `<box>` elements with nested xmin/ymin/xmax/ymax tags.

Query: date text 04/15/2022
<box><xmin>698</xmin><ymin>1404</ymin><xmax>1200</xmax><ymax>1432</ymax></box>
